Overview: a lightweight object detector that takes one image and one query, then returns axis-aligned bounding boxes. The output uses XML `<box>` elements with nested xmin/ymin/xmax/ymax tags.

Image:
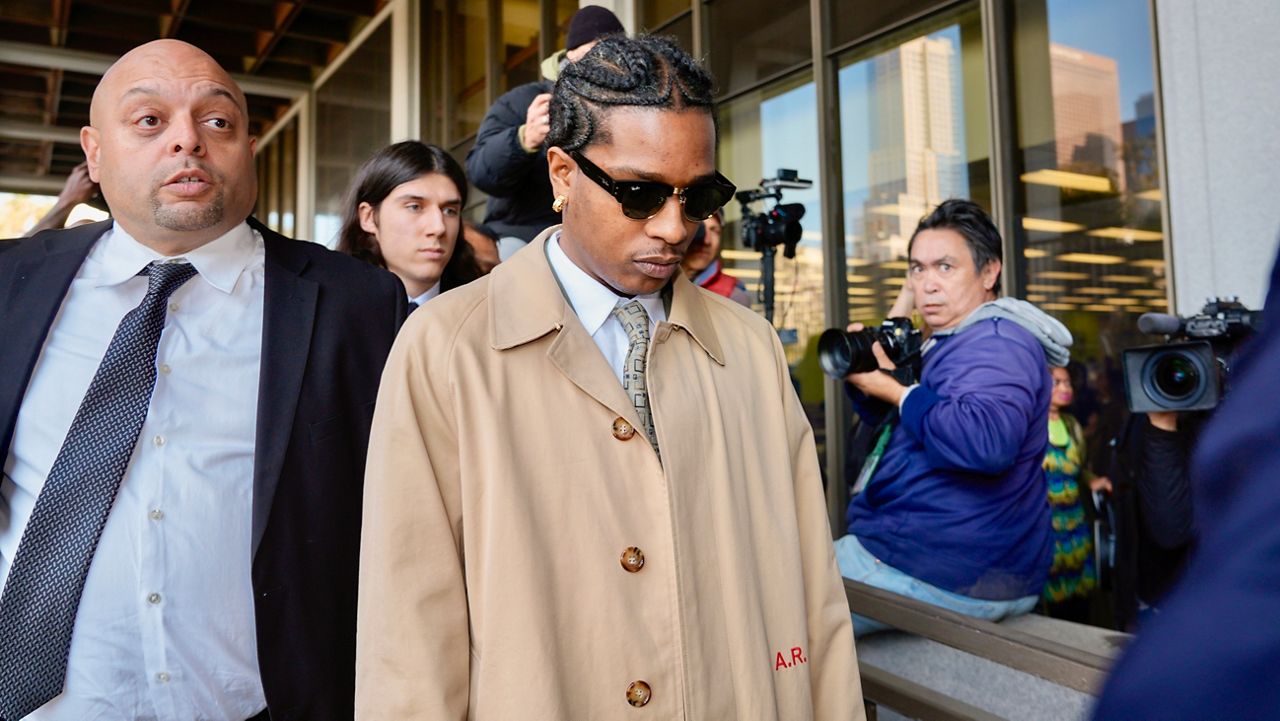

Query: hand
<box><xmin>842</xmin><ymin>323</ymin><xmax>907</xmax><ymax>405</ymax></box>
<box><xmin>1147</xmin><ymin>411</ymin><xmax>1179</xmax><ymax>432</ymax></box>
<box><xmin>1089</xmin><ymin>475</ymin><xmax>1113</xmax><ymax>494</ymax></box>
<box><xmin>887</xmin><ymin>282</ymin><xmax>916</xmax><ymax>319</ymax></box>
<box><xmin>522</xmin><ymin>93</ymin><xmax>553</xmax><ymax>151</ymax></box>
<box><xmin>57</xmin><ymin>162</ymin><xmax>98</xmax><ymax>207</ymax></box>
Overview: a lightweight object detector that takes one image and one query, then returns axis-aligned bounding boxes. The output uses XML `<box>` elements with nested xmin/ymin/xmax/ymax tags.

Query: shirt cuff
<box><xmin>898</xmin><ymin>383</ymin><xmax>919</xmax><ymax>412</ymax></box>
<box><xmin>516</xmin><ymin>124</ymin><xmax>538</xmax><ymax>154</ymax></box>
<box><xmin>899</xmin><ymin>383</ymin><xmax>940</xmax><ymax>438</ymax></box>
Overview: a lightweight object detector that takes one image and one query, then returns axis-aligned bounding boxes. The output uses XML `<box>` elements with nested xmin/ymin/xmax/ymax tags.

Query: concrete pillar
<box><xmin>1155</xmin><ymin>0</ymin><xmax>1280</xmax><ymax>311</ymax></box>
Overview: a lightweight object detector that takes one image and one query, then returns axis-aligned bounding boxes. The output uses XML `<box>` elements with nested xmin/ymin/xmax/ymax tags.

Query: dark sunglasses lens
<box><xmin>618</xmin><ymin>184</ymin><xmax>669</xmax><ymax>220</ymax></box>
<box><xmin>682</xmin><ymin>186</ymin><xmax>731</xmax><ymax>221</ymax></box>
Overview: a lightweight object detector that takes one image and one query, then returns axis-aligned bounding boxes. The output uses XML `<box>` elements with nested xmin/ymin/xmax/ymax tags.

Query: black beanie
<box><xmin>565</xmin><ymin>6</ymin><xmax>624</xmax><ymax>51</ymax></box>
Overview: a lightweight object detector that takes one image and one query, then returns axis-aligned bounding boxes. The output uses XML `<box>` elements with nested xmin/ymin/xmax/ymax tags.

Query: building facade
<box><xmin>243</xmin><ymin>0</ymin><xmax>1280</xmax><ymax>529</ymax></box>
<box><xmin>2</xmin><ymin>0</ymin><xmax>1272</xmax><ymax>530</ymax></box>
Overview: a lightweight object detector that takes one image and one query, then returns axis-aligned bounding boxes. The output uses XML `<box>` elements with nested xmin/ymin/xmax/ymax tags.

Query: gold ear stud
<box><xmin>552</xmin><ymin>195</ymin><xmax>567</xmax><ymax>213</ymax></box>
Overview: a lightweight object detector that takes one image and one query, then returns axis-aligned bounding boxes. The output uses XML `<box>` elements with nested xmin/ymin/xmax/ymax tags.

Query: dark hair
<box><xmin>546</xmin><ymin>34</ymin><xmax>716</xmax><ymax>153</ymax></box>
<box><xmin>908</xmin><ymin>198</ymin><xmax>1003</xmax><ymax>291</ymax></box>
<box><xmin>336</xmin><ymin>141</ymin><xmax>481</xmax><ymax>290</ymax></box>
<box><xmin>463</xmin><ymin>218</ymin><xmax>500</xmax><ymax>244</ymax></box>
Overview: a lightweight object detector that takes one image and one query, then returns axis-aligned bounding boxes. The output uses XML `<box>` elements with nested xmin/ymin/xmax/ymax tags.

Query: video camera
<box><xmin>735</xmin><ymin>169</ymin><xmax>813</xmax><ymax>324</ymax></box>
<box><xmin>1122</xmin><ymin>298</ymin><xmax>1262</xmax><ymax>413</ymax></box>
<box><xmin>735</xmin><ymin>169</ymin><xmax>812</xmax><ymax>259</ymax></box>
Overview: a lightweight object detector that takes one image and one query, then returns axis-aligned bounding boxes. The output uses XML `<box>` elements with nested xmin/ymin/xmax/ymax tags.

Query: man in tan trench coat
<box><xmin>356</xmin><ymin>35</ymin><xmax>863</xmax><ymax>720</ymax></box>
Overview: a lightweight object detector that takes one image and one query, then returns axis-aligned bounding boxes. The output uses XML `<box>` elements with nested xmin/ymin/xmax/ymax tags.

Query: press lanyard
<box><xmin>853</xmin><ymin>415</ymin><xmax>896</xmax><ymax>495</ymax></box>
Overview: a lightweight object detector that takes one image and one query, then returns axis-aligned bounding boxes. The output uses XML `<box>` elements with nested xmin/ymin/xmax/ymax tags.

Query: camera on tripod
<box><xmin>735</xmin><ymin>169</ymin><xmax>812</xmax><ymax>259</ymax></box>
<box><xmin>1122</xmin><ymin>298</ymin><xmax>1262</xmax><ymax>413</ymax></box>
<box><xmin>735</xmin><ymin>169</ymin><xmax>814</xmax><ymax>324</ymax></box>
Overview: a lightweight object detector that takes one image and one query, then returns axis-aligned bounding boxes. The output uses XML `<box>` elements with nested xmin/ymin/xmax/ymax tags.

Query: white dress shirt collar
<box><xmin>410</xmin><ymin>281</ymin><xmax>442</xmax><ymax>306</ymax></box>
<box><xmin>546</xmin><ymin>232</ymin><xmax>666</xmax><ymax>332</ymax></box>
<box><xmin>93</xmin><ymin>221</ymin><xmax>260</xmax><ymax>295</ymax></box>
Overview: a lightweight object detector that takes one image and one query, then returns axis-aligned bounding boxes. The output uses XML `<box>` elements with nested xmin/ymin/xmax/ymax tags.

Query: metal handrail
<box><xmin>859</xmin><ymin>664</ymin><xmax>1006</xmax><ymax>721</ymax></box>
<box><xmin>846</xmin><ymin>579</ymin><xmax>1117</xmax><ymax>694</ymax></box>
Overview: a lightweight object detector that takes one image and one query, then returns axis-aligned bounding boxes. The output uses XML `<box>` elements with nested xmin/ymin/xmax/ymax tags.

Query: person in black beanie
<box><xmin>465</xmin><ymin>6</ymin><xmax>624</xmax><ymax>259</ymax></box>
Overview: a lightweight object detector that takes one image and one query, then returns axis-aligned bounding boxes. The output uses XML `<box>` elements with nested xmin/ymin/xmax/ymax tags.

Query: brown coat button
<box><xmin>620</xmin><ymin>547</ymin><xmax>645</xmax><ymax>573</ymax></box>
<box><xmin>612</xmin><ymin>417</ymin><xmax>635</xmax><ymax>441</ymax></box>
<box><xmin>626</xmin><ymin>680</ymin><xmax>652</xmax><ymax>707</ymax></box>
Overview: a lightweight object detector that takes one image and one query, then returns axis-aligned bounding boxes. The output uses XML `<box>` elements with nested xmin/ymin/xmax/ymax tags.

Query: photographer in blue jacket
<box><xmin>835</xmin><ymin>199</ymin><xmax>1072</xmax><ymax>635</ymax></box>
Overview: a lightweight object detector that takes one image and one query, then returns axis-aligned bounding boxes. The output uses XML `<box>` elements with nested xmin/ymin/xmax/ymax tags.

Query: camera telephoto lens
<box><xmin>818</xmin><ymin>329</ymin><xmax>880</xmax><ymax>379</ymax></box>
<box><xmin>1152</xmin><ymin>353</ymin><xmax>1201</xmax><ymax>401</ymax></box>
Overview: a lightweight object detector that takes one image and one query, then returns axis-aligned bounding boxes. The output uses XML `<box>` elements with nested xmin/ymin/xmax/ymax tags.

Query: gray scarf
<box><xmin>929</xmin><ymin>297</ymin><xmax>1074</xmax><ymax>367</ymax></box>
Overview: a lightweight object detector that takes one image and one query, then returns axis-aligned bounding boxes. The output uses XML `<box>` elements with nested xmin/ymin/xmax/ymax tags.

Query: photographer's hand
<box><xmin>1147</xmin><ymin>411</ymin><xmax>1178</xmax><ymax>432</ymax></box>
<box><xmin>888</xmin><ymin>282</ymin><xmax>916</xmax><ymax>319</ymax></box>
<box><xmin>843</xmin><ymin>323</ymin><xmax>908</xmax><ymax>406</ymax></box>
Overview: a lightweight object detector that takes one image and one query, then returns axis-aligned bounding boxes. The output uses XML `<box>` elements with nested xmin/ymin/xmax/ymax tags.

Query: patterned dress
<box><xmin>1042</xmin><ymin>415</ymin><xmax>1097</xmax><ymax>605</ymax></box>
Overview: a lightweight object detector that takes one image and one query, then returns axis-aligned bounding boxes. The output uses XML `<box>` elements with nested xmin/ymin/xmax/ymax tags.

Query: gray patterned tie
<box><xmin>612</xmin><ymin>301</ymin><xmax>660</xmax><ymax>461</ymax></box>
<box><xmin>0</xmin><ymin>261</ymin><xmax>198</xmax><ymax>720</ymax></box>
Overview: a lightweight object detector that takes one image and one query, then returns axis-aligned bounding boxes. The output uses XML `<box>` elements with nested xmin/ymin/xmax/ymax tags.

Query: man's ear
<box><xmin>547</xmin><ymin>146</ymin><xmax>575</xmax><ymax>199</ymax></box>
<box><xmin>81</xmin><ymin>126</ymin><xmax>101</xmax><ymax>182</ymax></box>
<box><xmin>982</xmin><ymin>257</ymin><xmax>1003</xmax><ymax>292</ymax></box>
<box><xmin>358</xmin><ymin>202</ymin><xmax>380</xmax><ymax>237</ymax></box>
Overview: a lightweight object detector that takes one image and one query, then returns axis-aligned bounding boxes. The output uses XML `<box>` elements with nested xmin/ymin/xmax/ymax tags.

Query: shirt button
<box><xmin>153</xmin><ymin>435</ymin><xmax>165</xmax><ymax>447</ymax></box>
<box><xmin>159</xmin><ymin>363</ymin><xmax>171</xmax><ymax>375</ymax></box>
<box><xmin>147</xmin><ymin>592</ymin><xmax>162</xmax><ymax>605</ymax></box>
<box><xmin>612</xmin><ymin>417</ymin><xmax>636</xmax><ymax>441</ymax></box>
<box><xmin>155</xmin><ymin>671</ymin><xmax>170</xmax><ymax>683</ymax></box>
<box><xmin>149</xmin><ymin>509</ymin><xmax>164</xmax><ymax>521</ymax></box>
<box><xmin>169</xmin><ymin>302</ymin><xmax>180</xmax><ymax>313</ymax></box>
<box><xmin>620</xmin><ymin>547</ymin><xmax>645</xmax><ymax>573</ymax></box>
<box><xmin>626</xmin><ymin>680</ymin><xmax>652</xmax><ymax>707</ymax></box>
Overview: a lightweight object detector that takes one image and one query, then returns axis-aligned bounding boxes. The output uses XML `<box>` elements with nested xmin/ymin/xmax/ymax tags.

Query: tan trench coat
<box><xmin>356</xmin><ymin>228</ymin><xmax>863</xmax><ymax>720</ymax></box>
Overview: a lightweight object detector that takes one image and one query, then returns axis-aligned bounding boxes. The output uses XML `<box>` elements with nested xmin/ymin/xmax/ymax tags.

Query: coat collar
<box><xmin>489</xmin><ymin>225</ymin><xmax>725</xmax><ymax>366</ymax></box>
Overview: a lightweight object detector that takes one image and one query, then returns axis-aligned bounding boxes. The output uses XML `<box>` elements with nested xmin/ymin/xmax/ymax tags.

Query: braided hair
<box><xmin>546</xmin><ymin>34</ymin><xmax>716</xmax><ymax>153</ymax></box>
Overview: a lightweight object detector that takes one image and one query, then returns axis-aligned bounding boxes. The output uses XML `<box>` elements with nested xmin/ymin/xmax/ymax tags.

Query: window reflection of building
<box><xmin>1050</xmin><ymin>43</ymin><xmax>1125</xmax><ymax>192</ymax></box>
<box><xmin>864</xmin><ymin>35</ymin><xmax>965</xmax><ymax>264</ymax></box>
<box><xmin>839</xmin><ymin>7</ymin><xmax>989</xmax><ymax>325</ymax></box>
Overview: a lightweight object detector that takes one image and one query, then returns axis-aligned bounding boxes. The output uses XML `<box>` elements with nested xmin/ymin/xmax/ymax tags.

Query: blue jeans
<box><xmin>835</xmin><ymin>534</ymin><xmax>1039</xmax><ymax>636</ymax></box>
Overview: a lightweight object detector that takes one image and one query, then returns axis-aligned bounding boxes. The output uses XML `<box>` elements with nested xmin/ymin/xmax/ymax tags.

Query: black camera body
<box><xmin>736</xmin><ymin>169</ymin><xmax>813</xmax><ymax>259</ymax></box>
<box><xmin>818</xmin><ymin>317</ymin><xmax>923</xmax><ymax>382</ymax></box>
<box><xmin>1122</xmin><ymin>298</ymin><xmax>1261</xmax><ymax>413</ymax></box>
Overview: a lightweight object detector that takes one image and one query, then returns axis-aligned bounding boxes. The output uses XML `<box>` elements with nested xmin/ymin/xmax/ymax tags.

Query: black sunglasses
<box><xmin>571</xmin><ymin>151</ymin><xmax>736</xmax><ymax>223</ymax></box>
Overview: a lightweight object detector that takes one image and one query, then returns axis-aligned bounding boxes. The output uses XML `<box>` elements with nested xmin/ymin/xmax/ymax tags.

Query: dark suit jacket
<box><xmin>0</xmin><ymin>218</ymin><xmax>407</xmax><ymax>720</ymax></box>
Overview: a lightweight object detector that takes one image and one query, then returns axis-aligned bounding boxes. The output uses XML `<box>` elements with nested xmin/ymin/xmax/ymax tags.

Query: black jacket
<box><xmin>465</xmin><ymin>80</ymin><xmax>560</xmax><ymax>242</ymax></box>
<box><xmin>0</xmin><ymin>219</ymin><xmax>406</xmax><ymax>720</ymax></box>
<box><xmin>1104</xmin><ymin>412</ymin><xmax>1198</xmax><ymax>629</ymax></box>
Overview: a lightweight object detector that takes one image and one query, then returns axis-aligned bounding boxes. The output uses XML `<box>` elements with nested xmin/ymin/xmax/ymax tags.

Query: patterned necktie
<box><xmin>612</xmin><ymin>300</ymin><xmax>660</xmax><ymax>461</ymax></box>
<box><xmin>0</xmin><ymin>261</ymin><xmax>198</xmax><ymax>720</ymax></box>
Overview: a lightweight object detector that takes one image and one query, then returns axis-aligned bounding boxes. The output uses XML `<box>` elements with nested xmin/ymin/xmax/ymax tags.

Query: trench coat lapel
<box><xmin>251</xmin><ymin>219</ymin><xmax>318</xmax><ymax>556</ymax></box>
<box><xmin>490</xmin><ymin>227</ymin><xmax>642</xmax><ymax>428</ymax></box>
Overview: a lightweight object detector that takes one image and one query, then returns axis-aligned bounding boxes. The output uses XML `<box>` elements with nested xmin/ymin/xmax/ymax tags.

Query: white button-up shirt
<box><xmin>1</xmin><ymin>222</ymin><xmax>267</xmax><ymax>720</ymax></box>
<box><xmin>546</xmin><ymin>233</ymin><xmax>666</xmax><ymax>384</ymax></box>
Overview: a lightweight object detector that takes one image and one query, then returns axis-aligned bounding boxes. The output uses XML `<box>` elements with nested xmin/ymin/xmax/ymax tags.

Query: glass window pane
<box><xmin>1011</xmin><ymin>0</ymin><xmax>1167</xmax><ymax>365</ymax></box>
<box><xmin>652</xmin><ymin>11</ymin><xmax>693</xmax><ymax>54</ymax></box>
<box><xmin>643</xmin><ymin>0</ymin><xmax>690</xmax><ymax>29</ymax></box>
<box><xmin>830</xmin><ymin>0</ymin><xmax>956</xmax><ymax>50</ymax></box>
<box><xmin>718</xmin><ymin>72</ymin><xmax>829</xmax><ymax>460</ymax></box>
<box><xmin>838</xmin><ymin>4</ymin><xmax>989</xmax><ymax>324</ymax></box>
<box><xmin>314</xmin><ymin>20</ymin><xmax>392</xmax><ymax>247</ymax></box>
<box><xmin>705</xmin><ymin>0</ymin><xmax>810</xmax><ymax>98</ymax></box>
<box><xmin>453</xmin><ymin>0</ymin><xmax>489</xmax><ymax>140</ymax></box>
<box><xmin>503</xmin><ymin>0</ymin><xmax>541</xmax><ymax>91</ymax></box>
